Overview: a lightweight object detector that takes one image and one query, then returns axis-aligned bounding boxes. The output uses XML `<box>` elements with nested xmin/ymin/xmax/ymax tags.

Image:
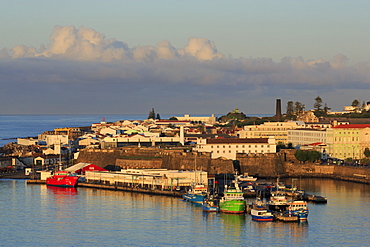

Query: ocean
<box><xmin>0</xmin><ymin>178</ymin><xmax>369</xmax><ymax>246</ymax></box>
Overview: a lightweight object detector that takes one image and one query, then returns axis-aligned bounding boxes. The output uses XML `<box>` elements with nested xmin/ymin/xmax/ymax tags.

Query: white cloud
<box><xmin>1</xmin><ymin>25</ymin><xmax>370</xmax><ymax>114</ymax></box>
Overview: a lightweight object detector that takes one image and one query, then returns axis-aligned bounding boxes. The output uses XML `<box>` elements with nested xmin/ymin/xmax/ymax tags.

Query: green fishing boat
<box><xmin>219</xmin><ymin>176</ymin><xmax>246</xmax><ymax>214</ymax></box>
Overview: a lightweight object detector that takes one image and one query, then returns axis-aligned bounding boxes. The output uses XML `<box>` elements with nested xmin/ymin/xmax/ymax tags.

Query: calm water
<box><xmin>1</xmin><ymin>178</ymin><xmax>369</xmax><ymax>246</ymax></box>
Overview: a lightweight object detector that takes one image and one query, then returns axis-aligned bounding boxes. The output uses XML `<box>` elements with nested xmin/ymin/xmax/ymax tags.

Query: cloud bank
<box><xmin>1</xmin><ymin>25</ymin><xmax>370</xmax><ymax>114</ymax></box>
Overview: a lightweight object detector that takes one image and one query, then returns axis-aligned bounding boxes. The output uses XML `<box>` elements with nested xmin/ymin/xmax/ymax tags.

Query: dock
<box><xmin>26</xmin><ymin>180</ymin><xmax>184</xmax><ymax>198</ymax></box>
<box><xmin>274</xmin><ymin>213</ymin><xmax>299</xmax><ymax>222</ymax></box>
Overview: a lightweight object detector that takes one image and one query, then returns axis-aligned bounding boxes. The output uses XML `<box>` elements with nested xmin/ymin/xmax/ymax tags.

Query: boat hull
<box><xmin>219</xmin><ymin>200</ymin><xmax>246</xmax><ymax>214</ymax></box>
<box><xmin>251</xmin><ymin>209</ymin><xmax>274</xmax><ymax>222</ymax></box>
<box><xmin>46</xmin><ymin>176</ymin><xmax>79</xmax><ymax>188</ymax></box>
<box><xmin>202</xmin><ymin>204</ymin><xmax>219</xmax><ymax>212</ymax></box>
<box><xmin>182</xmin><ymin>193</ymin><xmax>206</xmax><ymax>204</ymax></box>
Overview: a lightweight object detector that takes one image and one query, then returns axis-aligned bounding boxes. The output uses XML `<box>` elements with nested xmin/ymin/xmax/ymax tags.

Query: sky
<box><xmin>1</xmin><ymin>0</ymin><xmax>370</xmax><ymax>115</ymax></box>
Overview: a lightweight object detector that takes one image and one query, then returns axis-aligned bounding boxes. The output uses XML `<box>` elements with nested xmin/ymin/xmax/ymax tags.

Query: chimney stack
<box><xmin>276</xmin><ymin>99</ymin><xmax>282</xmax><ymax>122</ymax></box>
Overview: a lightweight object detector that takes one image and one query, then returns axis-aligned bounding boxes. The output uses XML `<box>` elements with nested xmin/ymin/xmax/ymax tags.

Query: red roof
<box><xmin>332</xmin><ymin>124</ymin><xmax>370</xmax><ymax>129</ymax></box>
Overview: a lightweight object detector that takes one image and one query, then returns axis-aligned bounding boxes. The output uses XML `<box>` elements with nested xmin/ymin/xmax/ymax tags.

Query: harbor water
<box><xmin>1</xmin><ymin>178</ymin><xmax>369</xmax><ymax>246</ymax></box>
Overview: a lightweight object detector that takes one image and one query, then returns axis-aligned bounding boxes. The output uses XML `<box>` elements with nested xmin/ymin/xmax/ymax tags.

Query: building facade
<box><xmin>195</xmin><ymin>137</ymin><xmax>276</xmax><ymax>160</ymax></box>
<box><xmin>288</xmin><ymin>128</ymin><xmax>327</xmax><ymax>148</ymax></box>
<box><xmin>238</xmin><ymin>121</ymin><xmax>305</xmax><ymax>144</ymax></box>
<box><xmin>326</xmin><ymin>124</ymin><xmax>370</xmax><ymax>160</ymax></box>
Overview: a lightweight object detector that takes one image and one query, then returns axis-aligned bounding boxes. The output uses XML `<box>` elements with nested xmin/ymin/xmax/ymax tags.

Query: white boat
<box><xmin>237</xmin><ymin>174</ymin><xmax>257</xmax><ymax>182</ymax></box>
<box><xmin>250</xmin><ymin>198</ymin><xmax>274</xmax><ymax>221</ymax></box>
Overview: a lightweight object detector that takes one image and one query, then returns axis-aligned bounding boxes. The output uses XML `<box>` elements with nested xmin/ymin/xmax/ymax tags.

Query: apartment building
<box><xmin>238</xmin><ymin>121</ymin><xmax>305</xmax><ymax>144</ymax></box>
<box><xmin>326</xmin><ymin>124</ymin><xmax>370</xmax><ymax>160</ymax></box>
<box><xmin>195</xmin><ymin>137</ymin><xmax>276</xmax><ymax>160</ymax></box>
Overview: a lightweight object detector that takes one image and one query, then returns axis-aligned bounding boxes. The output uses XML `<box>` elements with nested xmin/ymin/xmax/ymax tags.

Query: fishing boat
<box><xmin>219</xmin><ymin>176</ymin><xmax>246</xmax><ymax>214</ymax></box>
<box><xmin>182</xmin><ymin>184</ymin><xmax>208</xmax><ymax>204</ymax></box>
<box><xmin>287</xmin><ymin>200</ymin><xmax>309</xmax><ymax>221</ymax></box>
<box><xmin>250</xmin><ymin>198</ymin><xmax>274</xmax><ymax>221</ymax></box>
<box><xmin>267</xmin><ymin>191</ymin><xmax>289</xmax><ymax>212</ymax></box>
<box><xmin>46</xmin><ymin>171</ymin><xmax>79</xmax><ymax>187</ymax></box>
<box><xmin>202</xmin><ymin>197</ymin><xmax>219</xmax><ymax>212</ymax></box>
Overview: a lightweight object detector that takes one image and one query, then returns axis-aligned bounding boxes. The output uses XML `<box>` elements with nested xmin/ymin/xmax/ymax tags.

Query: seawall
<box><xmin>76</xmin><ymin>148</ymin><xmax>370</xmax><ymax>184</ymax></box>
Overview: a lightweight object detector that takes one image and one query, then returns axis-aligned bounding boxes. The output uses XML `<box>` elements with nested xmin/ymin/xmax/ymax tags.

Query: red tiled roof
<box><xmin>332</xmin><ymin>124</ymin><xmax>370</xmax><ymax>129</ymax></box>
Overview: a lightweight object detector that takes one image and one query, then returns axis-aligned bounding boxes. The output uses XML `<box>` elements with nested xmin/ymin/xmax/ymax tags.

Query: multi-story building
<box><xmin>175</xmin><ymin>114</ymin><xmax>217</xmax><ymax>124</ymax></box>
<box><xmin>288</xmin><ymin>128</ymin><xmax>327</xmax><ymax>150</ymax></box>
<box><xmin>238</xmin><ymin>121</ymin><xmax>305</xmax><ymax>144</ymax></box>
<box><xmin>195</xmin><ymin>137</ymin><xmax>276</xmax><ymax>160</ymax></box>
<box><xmin>327</xmin><ymin>124</ymin><xmax>370</xmax><ymax>160</ymax></box>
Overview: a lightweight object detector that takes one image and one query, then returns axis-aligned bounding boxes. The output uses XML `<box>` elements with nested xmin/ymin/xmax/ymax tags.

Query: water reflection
<box><xmin>47</xmin><ymin>186</ymin><xmax>77</xmax><ymax>195</ymax></box>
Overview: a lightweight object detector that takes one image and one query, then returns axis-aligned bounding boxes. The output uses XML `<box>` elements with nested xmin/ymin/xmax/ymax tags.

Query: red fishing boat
<box><xmin>46</xmin><ymin>171</ymin><xmax>79</xmax><ymax>187</ymax></box>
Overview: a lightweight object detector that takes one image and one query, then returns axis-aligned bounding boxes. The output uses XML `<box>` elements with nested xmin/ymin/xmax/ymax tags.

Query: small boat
<box><xmin>219</xmin><ymin>176</ymin><xmax>246</xmax><ymax>214</ymax></box>
<box><xmin>46</xmin><ymin>171</ymin><xmax>79</xmax><ymax>188</ymax></box>
<box><xmin>306</xmin><ymin>194</ymin><xmax>328</xmax><ymax>203</ymax></box>
<box><xmin>182</xmin><ymin>184</ymin><xmax>208</xmax><ymax>204</ymax></box>
<box><xmin>237</xmin><ymin>174</ymin><xmax>257</xmax><ymax>182</ymax></box>
<box><xmin>202</xmin><ymin>197</ymin><xmax>219</xmax><ymax>212</ymax></box>
<box><xmin>250</xmin><ymin>198</ymin><xmax>274</xmax><ymax>222</ymax></box>
<box><xmin>287</xmin><ymin>200</ymin><xmax>309</xmax><ymax>221</ymax></box>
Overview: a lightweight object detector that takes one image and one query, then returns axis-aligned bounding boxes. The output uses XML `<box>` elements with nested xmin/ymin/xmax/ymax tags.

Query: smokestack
<box><xmin>276</xmin><ymin>99</ymin><xmax>282</xmax><ymax>122</ymax></box>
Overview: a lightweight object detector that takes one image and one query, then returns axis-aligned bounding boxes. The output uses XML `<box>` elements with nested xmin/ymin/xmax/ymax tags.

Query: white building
<box><xmin>288</xmin><ymin>128</ymin><xmax>327</xmax><ymax>149</ymax></box>
<box><xmin>195</xmin><ymin>137</ymin><xmax>276</xmax><ymax>160</ymax></box>
<box><xmin>175</xmin><ymin>114</ymin><xmax>217</xmax><ymax>124</ymax></box>
<box><xmin>238</xmin><ymin>121</ymin><xmax>305</xmax><ymax>144</ymax></box>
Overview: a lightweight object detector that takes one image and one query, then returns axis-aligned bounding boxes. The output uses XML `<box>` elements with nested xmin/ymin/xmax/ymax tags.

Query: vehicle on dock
<box><xmin>182</xmin><ymin>184</ymin><xmax>208</xmax><ymax>203</ymax></box>
<box><xmin>219</xmin><ymin>176</ymin><xmax>246</xmax><ymax>214</ymax></box>
<box><xmin>46</xmin><ymin>171</ymin><xmax>79</xmax><ymax>188</ymax></box>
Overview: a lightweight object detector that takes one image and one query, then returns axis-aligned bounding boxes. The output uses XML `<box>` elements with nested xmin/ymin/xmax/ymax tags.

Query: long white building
<box><xmin>195</xmin><ymin>137</ymin><xmax>276</xmax><ymax>160</ymax></box>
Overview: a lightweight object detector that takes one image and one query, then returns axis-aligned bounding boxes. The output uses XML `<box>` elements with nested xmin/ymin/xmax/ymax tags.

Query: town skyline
<box><xmin>1</xmin><ymin>1</ymin><xmax>370</xmax><ymax>115</ymax></box>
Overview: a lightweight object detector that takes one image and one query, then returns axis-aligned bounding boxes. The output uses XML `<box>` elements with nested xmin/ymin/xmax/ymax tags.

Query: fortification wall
<box><xmin>76</xmin><ymin>148</ymin><xmax>370</xmax><ymax>183</ymax></box>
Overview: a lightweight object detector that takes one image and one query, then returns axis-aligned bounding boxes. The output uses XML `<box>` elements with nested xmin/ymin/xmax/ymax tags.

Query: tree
<box><xmin>148</xmin><ymin>108</ymin><xmax>155</xmax><ymax>119</ymax></box>
<box><xmin>324</xmin><ymin>103</ymin><xmax>331</xmax><ymax>115</ymax></box>
<box><xmin>314</xmin><ymin>96</ymin><xmax>323</xmax><ymax>111</ymax></box>
<box><xmin>294</xmin><ymin>150</ymin><xmax>321</xmax><ymax>163</ymax></box>
<box><xmin>156</xmin><ymin>113</ymin><xmax>161</xmax><ymax>120</ymax></box>
<box><xmin>286</xmin><ymin>101</ymin><xmax>294</xmax><ymax>119</ymax></box>
<box><xmin>294</xmin><ymin>101</ymin><xmax>305</xmax><ymax>116</ymax></box>
<box><xmin>351</xmin><ymin>99</ymin><xmax>360</xmax><ymax>108</ymax></box>
<box><xmin>364</xmin><ymin>148</ymin><xmax>370</xmax><ymax>158</ymax></box>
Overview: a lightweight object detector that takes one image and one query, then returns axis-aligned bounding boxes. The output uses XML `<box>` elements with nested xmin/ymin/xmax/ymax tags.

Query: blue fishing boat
<box><xmin>182</xmin><ymin>184</ymin><xmax>208</xmax><ymax>203</ymax></box>
<box><xmin>202</xmin><ymin>197</ymin><xmax>219</xmax><ymax>212</ymax></box>
<box><xmin>250</xmin><ymin>198</ymin><xmax>274</xmax><ymax>222</ymax></box>
<box><xmin>288</xmin><ymin>200</ymin><xmax>309</xmax><ymax>221</ymax></box>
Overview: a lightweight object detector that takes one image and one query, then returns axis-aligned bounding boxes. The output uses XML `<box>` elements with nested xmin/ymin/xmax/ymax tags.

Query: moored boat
<box><xmin>46</xmin><ymin>171</ymin><xmax>79</xmax><ymax>187</ymax></box>
<box><xmin>182</xmin><ymin>184</ymin><xmax>208</xmax><ymax>204</ymax></box>
<box><xmin>219</xmin><ymin>176</ymin><xmax>246</xmax><ymax>214</ymax></box>
<box><xmin>250</xmin><ymin>198</ymin><xmax>274</xmax><ymax>222</ymax></box>
<box><xmin>287</xmin><ymin>200</ymin><xmax>309</xmax><ymax>221</ymax></box>
<box><xmin>237</xmin><ymin>174</ymin><xmax>257</xmax><ymax>182</ymax></box>
<box><xmin>202</xmin><ymin>197</ymin><xmax>219</xmax><ymax>212</ymax></box>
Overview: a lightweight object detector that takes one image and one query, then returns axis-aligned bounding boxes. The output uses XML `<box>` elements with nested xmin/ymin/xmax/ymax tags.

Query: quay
<box><xmin>26</xmin><ymin>179</ymin><xmax>184</xmax><ymax>197</ymax></box>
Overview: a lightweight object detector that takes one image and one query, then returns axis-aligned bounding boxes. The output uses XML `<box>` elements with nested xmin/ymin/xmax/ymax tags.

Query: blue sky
<box><xmin>1</xmin><ymin>1</ymin><xmax>370</xmax><ymax>115</ymax></box>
